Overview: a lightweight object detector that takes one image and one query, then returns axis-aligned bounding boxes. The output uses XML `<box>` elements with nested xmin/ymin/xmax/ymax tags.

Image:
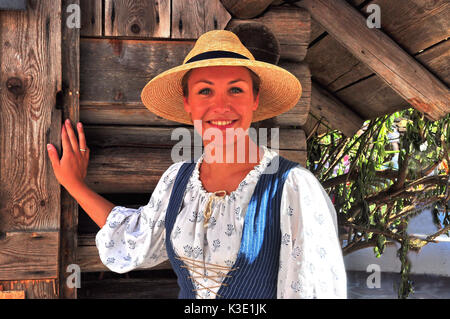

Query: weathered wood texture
<box><xmin>80</xmin><ymin>38</ymin><xmax>194</xmax><ymax>105</ymax></box>
<box><xmin>80</xmin><ymin>0</ymin><xmax>102</xmax><ymax>36</ymax></box>
<box><xmin>0</xmin><ymin>232</ymin><xmax>59</xmax><ymax>280</ymax></box>
<box><xmin>310</xmin><ymin>81</ymin><xmax>364</xmax><ymax>137</ymax></box>
<box><xmin>172</xmin><ymin>0</ymin><xmax>231</xmax><ymax>39</ymax></box>
<box><xmin>59</xmin><ymin>0</ymin><xmax>81</xmax><ymax>299</ymax></box>
<box><xmin>225</xmin><ymin>21</ymin><xmax>281</xmax><ymax>64</ymax></box>
<box><xmin>220</xmin><ymin>0</ymin><xmax>273</xmax><ymax>19</ymax></box>
<box><xmin>79</xmin><ymin>39</ymin><xmax>310</xmax><ymax>127</ymax></box>
<box><xmin>301</xmin><ymin>0</ymin><xmax>450</xmax><ymax>122</ymax></box>
<box><xmin>334</xmin><ymin>42</ymin><xmax>450</xmax><ymax>120</ymax></box>
<box><xmin>227</xmin><ymin>6</ymin><xmax>310</xmax><ymax>63</ymax></box>
<box><xmin>0</xmin><ymin>279</ymin><xmax>58</xmax><ymax>299</ymax></box>
<box><xmin>83</xmin><ymin>127</ymin><xmax>307</xmax><ymax>194</ymax></box>
<box><xmin>0</xmin><ymin>0</ymin><xmax>61</xmax><ymax>294</ymax></box>
<box><xmin>104</xmin><ymin>0</ymin><xmax>171</xmax><ymax>38</ymax></box>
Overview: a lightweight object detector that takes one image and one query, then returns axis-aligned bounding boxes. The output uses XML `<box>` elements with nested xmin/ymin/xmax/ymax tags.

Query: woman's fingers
<box><xmin>77</xmin><ymin>122</ymin><xmax>88</xmax><ymax>154</ymax></box>
<box><xmin>46</xmin><ymin>143</ymin><xmax>60</xmax><ymax>170</ymax></box>
<box><xmin>61</xmin><ymin>123</ymin><xmax>73</xmax><ymax>156</ymax></box>
<box><xmin>64</xmin><ymin>119</ymin><xmax>80</xmax><ymax>153</ymax></box>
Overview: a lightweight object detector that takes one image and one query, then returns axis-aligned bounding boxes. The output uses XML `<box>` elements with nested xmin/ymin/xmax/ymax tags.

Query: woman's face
<box><xmin>183</xmin><ymin>66</ymin><xmax>259</xmax><ymax>148</ymax></box>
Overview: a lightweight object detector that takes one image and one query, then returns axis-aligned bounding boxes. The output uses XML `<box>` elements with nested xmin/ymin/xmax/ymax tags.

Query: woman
<box><xmin>47</xmin><ymin>30</ymin><xmax>346</xmax><ymax>299</ymax></box>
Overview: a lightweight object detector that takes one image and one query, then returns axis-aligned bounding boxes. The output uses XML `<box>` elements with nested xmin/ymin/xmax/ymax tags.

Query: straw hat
<box><xmin>140</xmin><ymin>30</ymin><xmax>302</xmax><ymax>125</ymax></box>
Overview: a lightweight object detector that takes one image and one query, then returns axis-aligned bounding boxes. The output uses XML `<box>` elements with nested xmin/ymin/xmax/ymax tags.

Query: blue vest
<box><xmin>165</xmin><ymin>155</ymin><xmax>299</xmax><ymax>299</ymax></box>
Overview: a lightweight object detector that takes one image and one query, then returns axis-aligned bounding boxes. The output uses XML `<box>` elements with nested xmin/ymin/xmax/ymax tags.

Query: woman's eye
<box><xmin>198</xmin><ymin>88</ymin><xmax>211</xmax><ymax>95</ymax></box>
<box><xmin>230</xmin><ymin>87</ymin><xmax>243</xmax><ymax>93</ymax></box>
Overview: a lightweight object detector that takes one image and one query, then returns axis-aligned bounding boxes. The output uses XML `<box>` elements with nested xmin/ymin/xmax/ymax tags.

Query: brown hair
<box><xmin>181</xmin><ymin>67</ymin><xmax>260</xmax><ymax>101</ymax></box>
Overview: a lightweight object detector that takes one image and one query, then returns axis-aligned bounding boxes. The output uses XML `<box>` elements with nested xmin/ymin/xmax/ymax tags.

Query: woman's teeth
<box><xmin>209</xmin><ymin>120</ymin><xmax>234</xmax><ymax>126</ymax></box>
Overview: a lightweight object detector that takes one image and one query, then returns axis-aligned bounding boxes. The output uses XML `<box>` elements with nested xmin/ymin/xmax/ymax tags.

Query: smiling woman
<box><xmin>48</xmin><ymin>29</ymin><xmax>347</xmax><ymax>299</ymax></box>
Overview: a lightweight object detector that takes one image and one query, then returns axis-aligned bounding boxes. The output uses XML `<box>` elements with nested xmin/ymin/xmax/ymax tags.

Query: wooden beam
<box><xmin>59</xmin><ymin>0</ymin><xmax>80</xmax><ymax>299</ymax></box>
<box><xmin>311</xmin><ymin>80</ymin><xmax>364</xmax><ymax>137</ymax></box>
<box><xmin>298</xmin><ymin>0</ymin><xmax>450</xmax><ymax>121</ymax></box>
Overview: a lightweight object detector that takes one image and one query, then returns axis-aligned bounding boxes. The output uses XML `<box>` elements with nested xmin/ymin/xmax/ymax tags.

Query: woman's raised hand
<box><xmin>47</xmin><ymin>119</ymin><xmax>90</xmax><ymax>190</ymax></box>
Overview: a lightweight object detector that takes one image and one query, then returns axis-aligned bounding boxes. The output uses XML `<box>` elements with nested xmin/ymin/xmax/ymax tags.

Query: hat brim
<box><xmin>140</xmin><ymin>58</ymin><xmax>302</xmax><ymax>125</ymax></box>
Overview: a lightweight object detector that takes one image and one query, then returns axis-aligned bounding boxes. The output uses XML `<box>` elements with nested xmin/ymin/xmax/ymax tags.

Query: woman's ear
<box><xmin>252</xmin><ymin>92</ymin><xmax>260</xmax><ymax>111</ymax></box>
<box><xmin>183</xmin><ymin>96</ymin><xmax>191</xmax><ymax>113</ymax></box>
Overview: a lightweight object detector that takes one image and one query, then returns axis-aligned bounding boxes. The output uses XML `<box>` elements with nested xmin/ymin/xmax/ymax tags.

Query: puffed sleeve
<box><xmin>277</xmin><ymin>166</ymin><xmax>347</xmax><ymax>298</ymax></box>
<box><xmin>95</xmin><ymin>161</ymin><xmax>184</xmax><ymax>273</ymax></box>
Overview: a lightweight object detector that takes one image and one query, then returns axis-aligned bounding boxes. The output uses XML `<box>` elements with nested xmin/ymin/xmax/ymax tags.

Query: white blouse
<box><xmin>95</xmin><ymin>146</ymin><xmax>347</xmax><ymax>298</ymax></box>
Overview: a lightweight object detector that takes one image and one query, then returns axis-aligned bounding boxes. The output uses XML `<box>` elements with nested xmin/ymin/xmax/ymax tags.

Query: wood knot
<box><xmin>6</xmin><ymin>77</ymin><xmax>25</xmax><ymax>96</ymax></box>
<box><xmin>130</xmin><ymin>23</ymin><xmax>140</xmax><ymax>34</ymax></box>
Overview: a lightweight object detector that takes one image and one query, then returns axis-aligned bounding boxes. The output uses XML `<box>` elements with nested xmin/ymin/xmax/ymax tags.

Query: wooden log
<box><xmin>60</xmin><ymin>0</ymin><xmax>81</xmax><ymax>299</ymax></box>
<box><xmin>104</xmin><ymin>0</ymin><xmax>170</xmax><ymax>38</ymax></box>
<box><xmin>80</xmin><ymin>103</ymin><xmax>178</xmax><ymax>126</ymax></box>
<box><xmin>80</xmin><ymin>0</ymin><xmax>102</xmax><ymax>36</ymax></box>
<box><xmin>86</xmin><ymin>145</ymin><xmax>307</xmax><ymax>194</ymax></box>
<box><xmin>311</xmin><ymin>81</ymin><xmax>364</xmax><ymax>137</ymax></box>
<box><xmin>0</xmin><ymin>231</ymin><xmax>59</xmax><ymax>280</ymax></box>
<box><xmin>299</xmin><ymin>0</ymin><xmax>450</xmax><ymax>121</ymax></box>
<box><xmin>220</xmin><ymin>0</ymin><xmax>273</xmax><ymax>19</ymax></box>
<box><xmin>172</xmin><ymin>0</ymin><xmax>231</xmax><ymax>39</ymax></box>
<box><xmin>226</xmin><ymin>6</ymin><xmax>310</xmax><ymax>62</ymax></box>
<box><xmin>272</xmin><ymin>61</ymin><xmax>311</xmax><ymax>127</ymax></box>
<box><xmin>84</xmin><ymin>126</ymin><xmax>306</xmax><ymax>151</ymax></box>
<box><xmin>80</xmin><ymin>38</ymin><xmax>194</xmax><ymax>105</ymax></box>
<box><xmin>226</xmin><ymin>21</ymin><xmax>280</xmax><ymax>64</ymax></box>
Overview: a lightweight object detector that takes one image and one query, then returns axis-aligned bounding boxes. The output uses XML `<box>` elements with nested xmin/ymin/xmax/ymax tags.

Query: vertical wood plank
<box><xmin>80</xmin><ymin>0</ymin><xmax>102</xmax><ymax>36</ymax></box>
<box><xmin>172</xmin><ymin>0</ymin><xmax>205</xmax><ymax>39</ymax></box>
<box><xmin>104</xmin><ymin>0</ymin><xmax>170</xmax><ymax>38</ymax></box>
<box><xmin>172</xmin><ymin>0</ymin><xmax>231</xmax><ymax>39</ymax></box>
<box><xmin>204</xmin><ymin>0</ymin><xmax>232</xmax><ymax>33</ymax></box>
<box><xmin>60</xmin><ymin>0</ymin><xmax>81</xmax><ymax>299</ymax></box>
<box><xmin>0</xmin><ymin>1</ymin><xmax>61</xmax><ymax>229</ymax></box>
<box><xmin>0</xmin><ymin>0</ymin><xmax>62</xmax><ymax>297</ymax></box>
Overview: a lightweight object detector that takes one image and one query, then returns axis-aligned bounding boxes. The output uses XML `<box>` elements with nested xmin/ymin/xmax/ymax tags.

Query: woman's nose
<box><xmin>210</xmin><ymin>92</ymin><xmax>231</xmax><ymax>111</ymax></box>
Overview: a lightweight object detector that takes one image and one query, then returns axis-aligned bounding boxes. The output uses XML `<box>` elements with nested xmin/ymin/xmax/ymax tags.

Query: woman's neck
<box><xmin>201</xmin><ymin>135</ymin><xmax>264</xmax><ymax>177</ymax></box>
